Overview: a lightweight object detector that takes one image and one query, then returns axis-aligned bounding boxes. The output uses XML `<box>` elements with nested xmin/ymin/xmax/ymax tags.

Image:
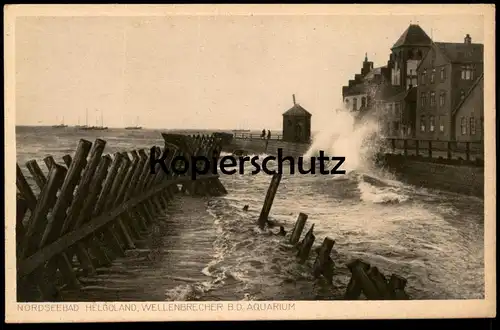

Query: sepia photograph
<box><xmin>4</xmin><ymin>4</ymin><xmax>496</xmax><ymax>322</ymax></box>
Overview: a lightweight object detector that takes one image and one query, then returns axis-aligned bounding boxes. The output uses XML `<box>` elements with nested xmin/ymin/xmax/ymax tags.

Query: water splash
<box><xmin>304</xmin><ymin>105</ymin><xmax>382</xmax><ymax>174</ymax></box>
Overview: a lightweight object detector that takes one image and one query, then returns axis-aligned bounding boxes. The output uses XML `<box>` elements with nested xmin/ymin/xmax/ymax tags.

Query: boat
<box><xmin>52</xmin><ymin>116</ymin><xmax>68</xmax><ymax>128</ymax></box>
<box><xmin>125</xmin><ymin>116</ymin><xmax>142</xmax><ymax>130</ymax></box>
<box><xmin>78</xmin><ymin>109</ymin><xmax>108</xmax><ymax>130</ymax></box>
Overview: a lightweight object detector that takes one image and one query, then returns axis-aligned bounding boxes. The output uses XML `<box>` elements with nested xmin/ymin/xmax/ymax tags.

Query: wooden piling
<box><xmin>366</xmin><ymin>266</ymin><xmax>390</xmax><ymax>299</ymax></box>
<box><xmin>15</xmin><ymin>132</ymin><xmax>228</xmax><ymax>302</ymax></box>
<box><xmin>346</xmin><ymin>259</ymin><xmax>380</xmax><ymax>300</ymax></box>
<box><xmin>388</xmin><ymin>274</ymin><xmax>410</xmax><ymax>300</ymax></box>
<box><xmin>289</xmin><ymin>213</ymin><xmax>308</xmax><ymax>245</ymax></box>
<box><xmin>344</xmin><ymin>259</ymin><xmax>371</xmax><ymax>300</ymax></box>
<box><xmin>297</xmin><ymin>224</ymin><xmax>315</xmax><ymax>264</ymax></box>
<box><xmin>312</xmin><ymin>237</ymin><xmax>335</xmax><ymax>284</ymax></box>
<box><xmin>258</xmin><ymin>173</ymin><xmax>282</xmax><ymax>229</ymax></box>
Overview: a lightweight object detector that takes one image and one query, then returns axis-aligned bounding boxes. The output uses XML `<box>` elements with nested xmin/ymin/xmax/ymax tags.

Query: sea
<box><xmin>15</xmin><ymin>124</ymin><xmax>485</xmax><ymax>301</ymax></box>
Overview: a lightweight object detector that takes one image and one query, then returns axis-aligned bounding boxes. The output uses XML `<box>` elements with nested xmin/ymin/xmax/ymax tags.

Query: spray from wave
<box><xmin>303</xmin><ymin>105</ymin><xmax>382</xmax><ymax>174</ymax></box>
<box><xmin>303</xmin><ymin>104</ymin><xmax>411</xmax><ymax>204</ymax></box>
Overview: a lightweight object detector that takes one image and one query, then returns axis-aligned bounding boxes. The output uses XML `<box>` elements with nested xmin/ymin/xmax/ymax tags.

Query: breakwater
<box><xmin>222</xmin><ymin>134</ymin><xmax>484</xmax><ymax>198</ymax></box>
<box><xmin>16</xmin><ymin>133</ymin><xmax>227</xmax><ymax>302</ymax></box>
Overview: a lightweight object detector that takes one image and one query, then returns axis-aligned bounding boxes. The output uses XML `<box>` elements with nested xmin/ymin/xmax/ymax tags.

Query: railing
<box><xmin>16</xmin><ymin>133</ymin><xmax>227</xmax><ymax>302</ymax></box>
<box><xmin>232</xmin><ymin>133</ymin><xmax>283</xmax><ymax>141</ymax></box>
<box><xmin>382</xmin><ymin>138</ymin><xmax>484</xmax><ymax>164</ymax></box>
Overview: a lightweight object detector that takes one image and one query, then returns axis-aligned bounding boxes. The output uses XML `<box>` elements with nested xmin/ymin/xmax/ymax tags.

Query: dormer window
<box><xmin>461</xmin><ymin>65</ymin><xmax>474</xmax><ymax>80</ymax></box>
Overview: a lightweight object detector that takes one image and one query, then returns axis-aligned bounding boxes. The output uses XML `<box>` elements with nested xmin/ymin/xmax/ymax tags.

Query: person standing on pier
<box><xmin>267</xmin><ymin>130</ymin><xmax>271</xmax><ymax>140</ymax></box>
<box><xmin>261</xmin><ymin>129</ymin><xmax>266</xmax><ymax>139</ymax></box>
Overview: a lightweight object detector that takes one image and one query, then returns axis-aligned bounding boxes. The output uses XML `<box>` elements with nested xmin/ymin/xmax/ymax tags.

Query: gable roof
<box><xmin>392</xmin><ymin>24</ymin><xmax>433</xmax><ymax>49</ymax></box>
<box><xmin>416</xmin><ymin>40</ymin><xmax>484</xmax><ymax>72</ymax></box>
<box><xmin>283</xmin><ymin>104</ymin><xmax>312</xmax><ymax>117</ymax></box>
<box><xmin>434</xmin><ymin>42</ymin><xmax>484</xmax><ymax>64</ymax></box>
<box><xmin>452</xmin><ymin>73</ymin><xmax>484</xmax><ymax>116</ymax></box>
<box><xmin>363</xmin><ymin>66</ymin><xmax>386</xmax><ymax>81</ymax></box>
<box><xmin>343</xmin><ymin>82</ymin><xmax>367</xmax><ymax>96</ymax></box>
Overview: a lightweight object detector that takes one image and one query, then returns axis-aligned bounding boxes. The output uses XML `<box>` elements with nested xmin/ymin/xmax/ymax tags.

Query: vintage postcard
<box><xmin>4</xmin><ymin>4</ymin><xmax>496</xmax><ymax>323</ymax></box>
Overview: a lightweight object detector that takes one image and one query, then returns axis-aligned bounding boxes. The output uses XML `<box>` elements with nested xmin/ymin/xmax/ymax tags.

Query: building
<box><xmin>381</xmin><ymin>24</ymin><xmax>433</xmax><ymax>138</ymax></box>
<box><xmin>342</xmin><ymin>24</ymin><xmax>433</xmax><ymax>138</ymax></box>
<box><xmin>416</xmin><ymin>34</ymin><xmax>484</xmax><ymax>141</ymax></box>
<box><xmin>282</xmin><ymin>94</ymin><xmax>312</xmax><ymax>143</ymax></box>
<box><xmin>342</xmin><ymin>54</ymin><xmax>375</xmax><ymax>113</ymax></box>
<box><xmin>342</xmin><ymin>24</ymin><xmax>484</xmax><ymax>143</ymax></box>
<box><xmin>453</xmin><ymin>73</ymin><xmax>484</xmax><ymax>142</ymax></box>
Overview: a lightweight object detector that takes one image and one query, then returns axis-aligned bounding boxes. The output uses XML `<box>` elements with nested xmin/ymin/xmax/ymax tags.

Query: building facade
<box><xmin>342</xmin><ymin>25</ymin><xmax>484</xmax><ymax>143</ymax></box>
<box><xmin>453</xmin><ymin>73</ymin><xmax>484</xmax><ymax>142</ymax></box>
<box><xmin>416</xmin><ymin>34</ymin><xmax>484</xmax><ymax>141</ymax></box>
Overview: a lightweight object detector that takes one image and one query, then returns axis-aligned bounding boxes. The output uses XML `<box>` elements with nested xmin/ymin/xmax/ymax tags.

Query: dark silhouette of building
<box><xmin>282</xmin><ymin>94</ymin><xmax>312</xmax><ymax>143</ymax></box>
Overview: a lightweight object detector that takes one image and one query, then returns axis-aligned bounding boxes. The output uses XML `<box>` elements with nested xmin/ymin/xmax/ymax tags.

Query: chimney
<box><xmin>464</xmin><ymin>34</ymin><xmax>471</xmax><ymax>44</ymax></box>
<box><xmin>292</xmin><ymin>94</ymin><xmax>296</xmax><ymax>105</ymax></box>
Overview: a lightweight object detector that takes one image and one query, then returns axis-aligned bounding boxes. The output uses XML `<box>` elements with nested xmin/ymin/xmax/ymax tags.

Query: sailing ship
<box><xmin>125</xmin><ymin>116</ymin><xmax>142</xmax><ymax>130</ymax></box>
<box><xmin>79</xmin><ymin>109</ymin><xmax>108</xmax><ymax>130</ymax></box>
<box><xmin>52</xmin><ymin>116</ymin><xmax>68</xmax><ymax>128</ymax></box>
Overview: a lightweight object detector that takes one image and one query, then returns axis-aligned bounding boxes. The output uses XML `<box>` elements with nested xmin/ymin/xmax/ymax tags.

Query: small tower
<box><xmin>282</xmin><ymin>94</ymin><xmax>312</xmax><ymax>143</ymax></box>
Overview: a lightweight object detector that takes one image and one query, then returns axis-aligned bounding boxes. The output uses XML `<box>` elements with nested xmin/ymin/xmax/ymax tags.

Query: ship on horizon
<box><xmin>125</xmin><ymin>116</ymin><xmax>142</xmax><ymax>130</ymax></box>
<box><xmin>78</xmin><ymin>109</ymin><xmax>108</xmax><ymax>130</ymax></box>
<box><xmin>52</xmin><ymin>116</ymin><xmax>68</xmax><ymax>128</ymax></box>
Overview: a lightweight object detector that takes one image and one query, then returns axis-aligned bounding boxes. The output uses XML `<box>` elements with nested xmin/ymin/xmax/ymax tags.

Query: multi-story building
<box><xmin>380</xmin><ymin>24</ymin><xmax>433</xmax><ymax>138</ymax></box>
<box><xmin>342</xmin><ymin>54</ymin><xmax>377</xmax><ymax>113</ymax></box>
<box><xmin>453</xmin><ymin>73</ymin><xmax>484</xmax><ymax>142</ymax></box>
<box><xmin>342</xmin><ymin>25</ymin><xmax>484</xmax><ymax>143</ymax></box>
<box><xmin>342</xmin><ymin>24</ymin><xmax>433</xmax><ymax>138</ymax></box>
<box><xmin>416</xmin><ymin>34</ymin><xmax>484</xmax><ymax>141</ymax></box>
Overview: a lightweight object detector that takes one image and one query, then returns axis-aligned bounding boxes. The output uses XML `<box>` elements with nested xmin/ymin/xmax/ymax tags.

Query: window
<box><xmin>430</xmin><ymin>68</ymin><xmax>436</xmax><ymax>83</ymax></box>
<box><xmin>420</xmin><ymin>92</ymin><xmax>427</xmax><ymax>108</ymax></box>
<box><xmin>440</xmin><ymin>67</ymin><xmax>446</xmax><ymax>81</ymax></box>
<box><xmin>460</xmin><ymin>90</ymin><xmax>465</xmax><ymax>100</ymax></box>
<box><xmin>421</xmin><ymin>69</ymin><xmax>427</xmax><ymax>85</ymax></box>
<box><xmin>420</xmin><ymin>116</ymin><xmax>426</xmax><ymax>132</ymax></box>
<box><xmin>439</xmin><ymin>116</ymin><xmax>445</xmax><ymax>132</ymax></box>
<box><xmin>429</xmin><ymin>116</ymin><xmax>435</xmax><ymax>132</ymax></box>
<box><xmin>395</xmin><ymin>103</ymin><xmax>401</xmax><ymax>118</ymax></box>
<box><xmin>430</xmin><ymin>91</ymin><xmax>436</xmax><ymax>107</ymax></box>
<box><xmin>470</xmin><ymin>117</ymin><xmax>476</xmax><ymax>135</ymax></box>
<box><xmin>393</xmin><ymin>121</ymin><xmax>400</xmax><ymax>132</ymax></box>
<box><xmin>353</xmin><ymin>98</ymin><xmax>358</xmax><ymax>111</ymax></box>
<box><xmin>439</xmin><ymin>91</ymin><xmax>446</xmax><ymax>107</ymax></box>
<box><xmin>461</xmin><ymin>65</ymin><xmax>475</xmax><ymax>80</ymax></box>
<box><xmin>461</xmin><ymin>117</ymin><xmax>467</xmax><ymax>135</ymax></box>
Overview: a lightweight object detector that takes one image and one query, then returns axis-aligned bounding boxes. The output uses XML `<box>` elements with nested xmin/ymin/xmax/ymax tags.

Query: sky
<box><xmin>14</xmin><ymin>10</ymin><xmax>485</xmax><ymax>130</ymax></box>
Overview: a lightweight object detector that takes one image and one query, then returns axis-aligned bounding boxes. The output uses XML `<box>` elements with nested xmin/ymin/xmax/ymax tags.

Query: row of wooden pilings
<box><xmin>257</xmin><ymin>173</ymin><xmax>411</xmax><ymax>300</ymax></box>
<box><xmin>16</xmin><ymin>132</ymin><xmax>228</xmax><ymax>302</ymax></box>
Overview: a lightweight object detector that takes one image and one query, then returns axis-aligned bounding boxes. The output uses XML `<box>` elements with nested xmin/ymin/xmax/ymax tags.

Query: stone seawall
<box><xmin>382</xmin><ymin>154</ymin><xmax>484</xmax><ymax>198</ymax></box>
<box><xmin>221</xmin><ymin>137</ymin><xmax>484</xmax><ymax>199</ymax></box>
